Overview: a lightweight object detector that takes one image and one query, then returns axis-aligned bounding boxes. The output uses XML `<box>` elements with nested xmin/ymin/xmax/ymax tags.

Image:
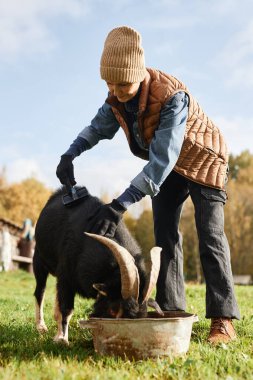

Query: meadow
<box><xmin>0</xmin><ymin>270</ymin><xmax>252</xmax><ymax>380</ymax></box>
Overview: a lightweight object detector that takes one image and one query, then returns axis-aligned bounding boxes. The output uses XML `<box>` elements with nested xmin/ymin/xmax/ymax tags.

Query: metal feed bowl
<box><xmin>79</xmin><ymin>311</ymin><xmax>198</xmax><ymax>359</ymax></box>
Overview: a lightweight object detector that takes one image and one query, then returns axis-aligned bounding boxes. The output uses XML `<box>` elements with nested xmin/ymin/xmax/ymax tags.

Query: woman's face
<box><xmin>106</xmin><ymin>82</ymin><xmax>140</xmax><ymax>103</ymax></box>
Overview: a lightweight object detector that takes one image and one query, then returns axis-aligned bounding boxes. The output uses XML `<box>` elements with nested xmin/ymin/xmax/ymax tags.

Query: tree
<box><xmin>225</xmin><ymin>178</ymin><xmax>253</xmax><ymax>275</ymax></box>
<box><xmin>229</xmin><ymin>150</ymin><xmax>253</xmax><ymax>180</ymax></box>
<box><xmin>0</xmin><ymin>177</ymin><xmax>51</xmax><ymax>225</ymax></box>
<box><xmin>124</xmin><ymin>209</ymin><xmax>155</xmax><ymax>254</ymax></box>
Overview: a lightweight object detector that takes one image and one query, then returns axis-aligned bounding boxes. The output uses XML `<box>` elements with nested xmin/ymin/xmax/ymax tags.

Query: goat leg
<box><xmin>33</xmin><ymin>251</ymin><xmax>49</xmax><ymax>333</ymax></box>
<box><xmin>53</xmin><ymin>281</ymin><xmax>74</xmax><ymax>345</ymax></box>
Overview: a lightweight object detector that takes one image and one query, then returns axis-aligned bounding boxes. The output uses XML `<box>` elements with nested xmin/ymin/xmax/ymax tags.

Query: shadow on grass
<box><xmin>0</xmin><ymin>320</ymin><xmax>211</xmax><ymax>366</ymax></box>
<box><xmin>0</xmin><ymin>322</ymin><xmax>97</xmax><ymax>365</ymax></box>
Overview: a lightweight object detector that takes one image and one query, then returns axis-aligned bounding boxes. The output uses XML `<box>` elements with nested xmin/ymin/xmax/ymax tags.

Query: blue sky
<box><xmin>0</xmin><ymin>0</ymin><xmax>253</xmax><ymax>199</ymax></box>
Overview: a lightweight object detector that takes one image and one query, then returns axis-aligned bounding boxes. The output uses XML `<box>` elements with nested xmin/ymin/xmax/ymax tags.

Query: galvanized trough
<box><xmin>79</xmin><ymin>311</ymin><xmax>198</xmax><ymax>360</ymax></box>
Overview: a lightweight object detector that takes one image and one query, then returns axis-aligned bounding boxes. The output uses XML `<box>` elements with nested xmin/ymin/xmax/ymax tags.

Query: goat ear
<box><xmin>93</xmin><ymin>283</ymin><xmax>108</xmax><ymax>296</ymax></box>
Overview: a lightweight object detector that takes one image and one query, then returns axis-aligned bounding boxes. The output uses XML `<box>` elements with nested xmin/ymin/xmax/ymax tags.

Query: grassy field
<box><xmin>0</xmin><ymin>271</ymin><xmax>252</xmax><ymax>380</ymax></box>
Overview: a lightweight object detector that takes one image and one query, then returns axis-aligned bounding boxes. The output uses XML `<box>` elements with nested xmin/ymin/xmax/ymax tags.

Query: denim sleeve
<box><xmin>78</xmin><ymin>102</ymin><xmax>120</xmax><ymax>147</ymax></box>
<box><xmin>131</xmin><ymin>91</ymin><xmax>189</xmax><ymax>197</ymax></box>
<box><xmin>63</xmin><ymin>102</ymin><xmax>120</xmax><ymax>158</ymax></box>
<box><xmin>63</xmin><ymin>136</ymin><xmax>91</xmax><ymax>158</ymax></box>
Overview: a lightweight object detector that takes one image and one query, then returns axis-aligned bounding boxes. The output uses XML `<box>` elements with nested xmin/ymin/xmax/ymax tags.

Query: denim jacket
<box><xmin>65</xmin><ymin>91</ymin><xmax>189</xmax><ymax>197</ymax></box>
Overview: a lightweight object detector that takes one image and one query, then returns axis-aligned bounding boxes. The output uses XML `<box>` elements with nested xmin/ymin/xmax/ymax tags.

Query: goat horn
<box><xmin>85</xmin><ymin>233</ymin><xmax>140</xmax><ymax>301</ymax></box>
<box><xmin>142</xmin><ymin>246</ymin><xmax>162</xmax><ymax>303</ymax></box>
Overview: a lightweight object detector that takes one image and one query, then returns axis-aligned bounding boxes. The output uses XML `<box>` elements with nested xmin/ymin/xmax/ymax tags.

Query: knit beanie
<box><xmin>100</xmin><ymin>26</ymin><xmax>146</xmax><ymax>83</ymax></box>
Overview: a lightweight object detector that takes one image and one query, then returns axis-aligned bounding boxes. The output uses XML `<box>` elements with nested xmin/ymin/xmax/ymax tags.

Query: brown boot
<box><xmin>207</xmin><ymin>318</ymin><xmax>237</xmax><ymax>344</ymax></box>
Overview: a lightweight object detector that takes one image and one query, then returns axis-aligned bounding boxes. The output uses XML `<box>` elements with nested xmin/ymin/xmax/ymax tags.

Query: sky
<box><xmin>0</xmin><ymin>0</ymin><xmax>253</xmax><ymax>199</ymax></box>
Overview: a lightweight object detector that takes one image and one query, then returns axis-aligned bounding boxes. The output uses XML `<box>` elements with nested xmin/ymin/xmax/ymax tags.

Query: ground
<box><xmin>0</xmin><ymin>271</ymin><xmax>252</xmax><ymax>380</ymax></box>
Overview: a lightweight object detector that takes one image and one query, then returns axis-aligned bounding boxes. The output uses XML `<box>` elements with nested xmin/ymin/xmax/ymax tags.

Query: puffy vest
<box><xmin>106</xmin><ymin>68</ymin><xmax>228</xmax><ymax>190</ymax></box>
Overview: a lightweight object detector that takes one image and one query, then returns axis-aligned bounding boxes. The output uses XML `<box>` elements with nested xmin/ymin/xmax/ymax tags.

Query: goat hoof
<box><xmin>36</xmin><ymin>324</ymin><xmax>48</xmax><ymax>334</ymax></box>
<box><xmin>53</xmin><ymin>335</ymin><xmax>69</xmax><ymax>345</ymax></box>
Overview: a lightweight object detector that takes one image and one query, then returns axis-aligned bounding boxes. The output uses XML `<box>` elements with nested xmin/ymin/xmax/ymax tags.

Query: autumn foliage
<box><xmin>0</xmin><ymin>174</ymin><xmax>51</xmax><ymax>226</ymax></box>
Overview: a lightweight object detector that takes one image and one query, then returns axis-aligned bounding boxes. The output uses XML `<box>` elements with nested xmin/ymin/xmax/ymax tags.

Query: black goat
<box><xmin>33</xmin><ymin>187</ymin><xmax>161</xmax><ymax>344</ymax></box>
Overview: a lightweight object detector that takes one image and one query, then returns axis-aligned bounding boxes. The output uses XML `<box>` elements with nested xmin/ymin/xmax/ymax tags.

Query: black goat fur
<box><xmin>33</xmin><ymin>187</ymin><xmax>147</xmax><ymax>327</ymax></box>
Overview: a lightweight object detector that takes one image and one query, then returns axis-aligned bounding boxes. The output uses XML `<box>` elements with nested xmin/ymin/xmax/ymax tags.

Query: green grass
<box><xmin>0</xmin><ymin>271</ymin><xmax>252</xmax><ymax>380</ymax></box>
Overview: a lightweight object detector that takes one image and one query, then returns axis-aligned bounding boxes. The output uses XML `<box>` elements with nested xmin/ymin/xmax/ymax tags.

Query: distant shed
<box><xmin>0</xmin><ymin>217</ymin><xmax>22</xmax><ymax>236</ymax></box>
<box><xmin>0</xmin><ymin>218</ymin><xmax>33</xmax><ymax>272</ymax></box>
<box><xmin>233</xmin><ymin>275</ymin><xmax>252</xmax><ymax>285</ymax></box>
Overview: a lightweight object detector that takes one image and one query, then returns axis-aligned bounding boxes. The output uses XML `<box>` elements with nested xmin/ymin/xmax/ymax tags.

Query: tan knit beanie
<box><xmin>100</xmin><ymin>26</ymin><xmax>146</xmax><ymax>83</ymax></box>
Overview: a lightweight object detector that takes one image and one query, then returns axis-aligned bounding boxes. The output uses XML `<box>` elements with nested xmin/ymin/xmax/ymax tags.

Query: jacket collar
<box><xmin>105</xmin><ymin>69</ymin><xmax>151</xmax><ymax>113</ymax></box>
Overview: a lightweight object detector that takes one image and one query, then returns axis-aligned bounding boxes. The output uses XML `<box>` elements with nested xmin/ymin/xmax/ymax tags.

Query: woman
<box><xmin>56</xmin><ymin>25</ymin><xmax>240</xmax><ymax>344</ymax></box>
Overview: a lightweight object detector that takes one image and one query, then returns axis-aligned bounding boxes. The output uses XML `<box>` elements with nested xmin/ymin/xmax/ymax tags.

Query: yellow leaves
<box><xmin>0</xmin><ymin>176</ymin><xmax>52</xmax><ymax>225</ymax></box>
<box><xmin>124</xmin><ymin>209</ymin><xmax>155</xmax><ymax>255</ymax></box>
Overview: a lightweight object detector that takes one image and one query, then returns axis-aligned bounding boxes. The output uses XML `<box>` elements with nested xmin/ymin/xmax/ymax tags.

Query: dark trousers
<box><xmin>152</xmin><ymin>171</ymin><xmax>240</xmax><ymax>319</ymax></box>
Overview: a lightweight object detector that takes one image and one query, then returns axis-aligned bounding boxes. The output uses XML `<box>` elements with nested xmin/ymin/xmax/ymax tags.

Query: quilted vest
<box><xmin>106</xmin><ymin>68</ymin><xmax>228</xmax><ymax>190</ymax></box>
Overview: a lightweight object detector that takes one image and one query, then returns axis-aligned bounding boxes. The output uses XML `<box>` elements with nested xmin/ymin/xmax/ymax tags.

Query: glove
<box><xmin>89</xmin><ymin>199</ymin><xmax>126</xmax><ymax>237</ymax></box>
<box><xmin>56</xmin><ymin>155</ymin><xmax>76</xmax><ymax>186</ymax></box>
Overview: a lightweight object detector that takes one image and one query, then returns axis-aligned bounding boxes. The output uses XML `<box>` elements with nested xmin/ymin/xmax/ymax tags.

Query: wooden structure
<box><xmin>233</xmin><ymin>275</ymin><xmax>252</xmax><ymax>285</ymax></box>
<box><xmin>0</xmin><ymin>218</ymin><xmax>33</xmax><ymax>273</ymax></box>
